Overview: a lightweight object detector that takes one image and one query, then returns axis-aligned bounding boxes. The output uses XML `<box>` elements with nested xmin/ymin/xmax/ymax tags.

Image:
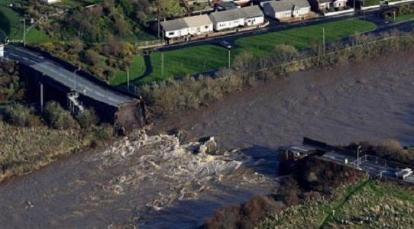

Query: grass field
<box><xmin>235</xmin><ymin>18</ymin><xmax>376</xmax><ymax>56</ymax></box>
<box><xmin>113</xmin><ymin>19</ymin><xmax>376</xmax><ymax>86</ymax></box>
<box><xmin>395</xmin><ymin>13</ymin><xmax>414</xmax><ymax>22</ymax></box>
<box><xmin>260</xmin><ymin>179</ymin><xmax>414</xmax><ymax>228</ymax></box>
<box><xmin>0</xmin><ymin>2</ymin><xmax>51</xmax><ymax>44</ymax></box>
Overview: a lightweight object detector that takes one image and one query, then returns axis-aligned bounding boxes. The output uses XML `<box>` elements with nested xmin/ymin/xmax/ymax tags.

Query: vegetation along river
<box><xmin>0</xmin><ymin>52</ymin><xmax>413</xmax><ymax>228</ymax></box>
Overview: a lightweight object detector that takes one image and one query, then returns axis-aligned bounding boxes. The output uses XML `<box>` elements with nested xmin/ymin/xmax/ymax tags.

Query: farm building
<box><xmin>161</xmin><ymin>14</ymin><xmax>213</xmax><ymax>39</ymax></box>
<box><xmin>210</xmin><ymin>8</ymin><xmax>246</xmax><ymax>31</ymax></box>
<box><xmin>261</xmin><ymin>0</ymin><xmax>311</xmax><ymax>20</ymax></box>
<box><xmin>241</xmin><ymin>5</ymin><xmax>265</xmax><ymax>26</ymax></box>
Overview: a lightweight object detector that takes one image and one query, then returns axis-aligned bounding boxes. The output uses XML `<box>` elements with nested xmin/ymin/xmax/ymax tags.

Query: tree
<box><xmin>44</xmin><ymin>101</ymin><xmax>77</xmax><ymax>130</ymax></box>
<box><xmin>84</xmin><ymin>49</ymin><xmax>101</xmax><ymax>66</ymax></box>
<box><xmin>76</xmin><ymin>108</ymin><xmax>98</xmax><ymax>129</ymax></box>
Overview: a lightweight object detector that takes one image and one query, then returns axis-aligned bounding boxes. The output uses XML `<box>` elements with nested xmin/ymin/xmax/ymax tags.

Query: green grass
<box><xmin>114</xmin><ymin>18</ymin><xmax>376</xmax><ymax>86</ymax></box>
<box><xmin>110</xmin><ymin>44</ymin><xmax>230</xmax><ymax>85</ymax></box>
<box><xmin>235</xmin><ymin>19</ymin><xmax>377</xmax><ymax>56</ymax></box>
<box><xmin>110</xmin><ymin>55</ymin><xmax>146</xmax><ymax>85</ymax></box>
<box><xmin>0</xmin><ymin>3</ymin><xmax>51</xmax><ymax>44</ymax></box>
<box><xmin>394</xmin><ymin>13</ymin><xmax>414</xmax><ymax>22</ymax></box>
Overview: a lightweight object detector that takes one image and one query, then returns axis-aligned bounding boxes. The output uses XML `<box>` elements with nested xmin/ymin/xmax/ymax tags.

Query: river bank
<box><xmin>0</xmin><ymin>52</ymin><xmax>413</xmax><ymax>228</ymax></box>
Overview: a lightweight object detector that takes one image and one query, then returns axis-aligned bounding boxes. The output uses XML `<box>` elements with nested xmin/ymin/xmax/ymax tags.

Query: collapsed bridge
<box><xmin>3</xmin><ymin>45</ymin><xmax>148</xmax><ymax>132</ymax></box>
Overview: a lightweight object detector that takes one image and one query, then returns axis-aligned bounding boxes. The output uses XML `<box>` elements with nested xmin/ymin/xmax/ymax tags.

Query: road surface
<box><xmin>4</xmin><ymin>45</ymin><xmax>136</xmax><ymax>108</ymax></box>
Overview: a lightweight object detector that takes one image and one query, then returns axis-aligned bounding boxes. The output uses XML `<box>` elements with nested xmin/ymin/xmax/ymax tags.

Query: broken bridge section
<box><xmin>4</xmin><ymin>45</ymin><xmax>148</xmax><ymax>132</ymax></box>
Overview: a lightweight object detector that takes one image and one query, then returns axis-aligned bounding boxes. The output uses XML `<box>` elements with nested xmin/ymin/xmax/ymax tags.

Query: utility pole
<box><xmin>40</xmin><ymin>82</ymin><xmax>44</xmax><ymax>113</ymax></box>
<box><xmin>22</xmin><ymin>17</ymin><xmax>26</xmax><ymax>46</ymax></box>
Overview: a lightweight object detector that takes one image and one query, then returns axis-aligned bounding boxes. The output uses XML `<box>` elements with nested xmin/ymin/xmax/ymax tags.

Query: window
<box><xmin>168</xmin><ymin>32</ymin><xmax>175</xmax><ymax>36</ymax></box>
<box><xmin>205</xmin><ymin>25</ymin><xmax>209</xmax><ymax>29</ymax></box>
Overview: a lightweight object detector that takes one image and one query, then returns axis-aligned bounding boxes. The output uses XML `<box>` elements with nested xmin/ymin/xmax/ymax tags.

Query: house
<box><xmin>310</xmin><ymin>0</ymin><xmax>333</xmax><ymax>12</ymax></box>
<box><xmin>184</xmin><ymin>14</ymin><xmax>214</xmax><ymax>35</ymax></box>
<box><xmin>332</xmin><ymin>0</ymin><xmax>348</xmax><ymax>9</ymax></box>
<box><xmin>262</xmin><ymin>0</ymin><xmax>311</xmax><ymax>21</ymax></box>
<box><xmin>241</xmin><ymin>5</ymin><xmax>265</xmax><ymax>26</ymax></box>
<box><xmin>210</xmin><ymin>8</ymin><xmax>246</xmax><ymax>31</ymax></box>
<box><xmin>161</xmin><ymin>14</ymin><xmax>213</xmax><ymax>39</ymax></box>
<box><xmin>161</xmin><ymin>18</ymin><xmax>190</xmax><ymax>39</ymax></box>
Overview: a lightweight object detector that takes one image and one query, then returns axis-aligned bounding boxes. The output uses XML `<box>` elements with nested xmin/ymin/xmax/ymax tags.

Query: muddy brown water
<box><xmin>1</xmin><ymin>53</ymin><xmax>414</xmax><ymax>228</ymax></box>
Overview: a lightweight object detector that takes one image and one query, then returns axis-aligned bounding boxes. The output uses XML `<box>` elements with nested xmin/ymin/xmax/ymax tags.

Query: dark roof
<box><xmin>210</xmin><ymin>8</ymin><xmax>245</xmax><ymax>23</ymax></box>
<box><xmin>263</xmin><ymin>0</ymin><xmax>311</xmax><ymax>11</ymax></box>
<box><xmin>161</xmin><ymin>18</ymin><xmax>188</xmax><ymax>31</ymax></box>
<box><xmin>241</xmin><ymin>5</ymin><xmax>264</xmax><ymax>18</ymax></box>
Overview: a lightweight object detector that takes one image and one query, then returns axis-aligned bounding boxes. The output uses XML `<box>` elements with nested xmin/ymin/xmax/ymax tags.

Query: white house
<box><xmin>209</xmin><ymin>8</ymin><xmax>245</xmax><ymax>31</ymax></box>
<box><xmin>241</xmin><ymin>5</ymin><xmax>265</xmax><ymax>26</ymax></box>
<box><xmin>262</xmin><ymin>0</ymin><xmax>311</xmax><ymax>20</ymax></box>
<box><xmin>161</xmin><ymin>18</ymin><xmax>190</xmax><ymax>39</ymax></box>
<box><xmin>184</xmin><ymin>14</ymin><xmax>214</xmax><ymax>36</ymax></box>
<box><xmin>161</xmin><ymin>14</ymin><xmax>213</xmax><ymax>39</ymax></box>
<box><xmin>333</xmin><ymin>0</ymin><xmax>348</xmax><ymax>8</ymax></box>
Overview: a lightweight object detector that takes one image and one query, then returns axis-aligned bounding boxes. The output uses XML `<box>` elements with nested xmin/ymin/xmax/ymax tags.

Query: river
<box><xmin>1</xmin><ymin>52</ymin><xmax>413</xmax><ymax>228</ymax></box>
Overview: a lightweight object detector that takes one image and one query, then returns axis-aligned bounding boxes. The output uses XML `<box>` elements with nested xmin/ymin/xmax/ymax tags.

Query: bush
<box><xmin>43</xmin><ymin>101</ymin><xmax>78</xmax><ymax>130</ymax></box>
<box><xmin>3</xmin><ymin>103</ymin><xmax>40</xmax><ymax>127</ymax></box>
<box><xmin>76</xmin><ymin>108</ymin><xmax>98</xmax><ymax>129</ymax></box>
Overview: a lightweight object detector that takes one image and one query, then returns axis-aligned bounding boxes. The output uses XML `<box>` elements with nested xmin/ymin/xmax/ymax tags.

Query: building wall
<box><xmin>275</xmin><ymin>10</ymin><xmax>293</xmax><ymax>19</ymax></box>
<box><xmin>188</xmin><ymin>24</ymin><xmax>214</xmax><ymax>35</ymax></box>
<box><xmin>214</xmin><ymin>18</ymin><xmax>245</xmax><ymax>31</ymax></box>
<box><xmin>245</xmin><ymin>16</ymin><xmax>265</xmax><ymax>26</ymax></box>
<box><xmin>320</xmin><ymin>2</ymin><xmax>331</xmax><ymax>10</ymax></box>
<box><xmin>164</xmin><ymin>28</ymin><xmax>189</xmax><ymax>39</ymax></box>
<box><xmin>293</xmin><ymin>7</ymin><xmax>311</xmax><ymax>17</ymax></box>
<box><xmin>333</xmin><ymin>0</ymin><xmax>347</xmax><ymax>8</ymax></box>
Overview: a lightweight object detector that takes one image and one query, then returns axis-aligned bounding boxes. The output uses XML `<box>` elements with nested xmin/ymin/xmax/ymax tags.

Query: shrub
<box><xmin>3</xmin><ymin>103</ymin><xmax>40</xmax><ymax>127</ymax></box>
<box><xmin>76</xmin><ymin>108</ymin><xmax>98</xmax><ymax>129</ymax></box>
<box><xmin>92</xmin><ymin>124</ymin><xmax>113</xmax><ymax>141</ymax></box>
<box><xmin>43</xmin><ymin>101</ymin><xmax>78</xmax><ymax>130</ymax></box>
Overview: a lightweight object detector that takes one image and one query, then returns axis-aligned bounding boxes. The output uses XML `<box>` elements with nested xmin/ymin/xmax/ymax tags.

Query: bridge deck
<box><xmin>4</xmin><ymin>45</ymin><xmax>136</xmax><ymax>108</ymax></box>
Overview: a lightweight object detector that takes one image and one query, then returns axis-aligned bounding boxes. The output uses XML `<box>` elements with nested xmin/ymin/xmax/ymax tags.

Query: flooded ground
<box><xmin>1</xmin><ymin>52</ymin><xmax>414</xmax><ymax>228</ymax></box>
